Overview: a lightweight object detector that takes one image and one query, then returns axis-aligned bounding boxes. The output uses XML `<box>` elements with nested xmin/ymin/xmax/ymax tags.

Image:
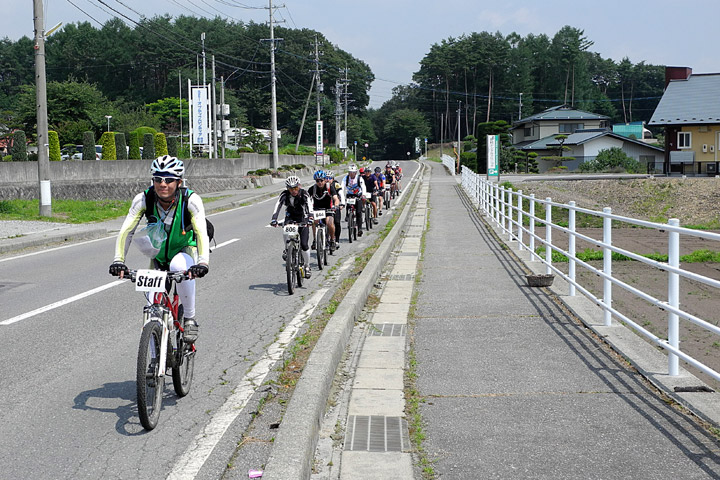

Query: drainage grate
<box><xmin>390</xmin><ymin>274</ymin><xmax>415</xmax><ymax>281</ymax></box>
<box><xmin>344</xmin><ymin>415</ymin><xmax>411</xmax><ymax>452</ymax></box>
<box><xmin>369</xmin><ymin>323</ymin><xmax>407</xmax><ymax>336</ymax></box>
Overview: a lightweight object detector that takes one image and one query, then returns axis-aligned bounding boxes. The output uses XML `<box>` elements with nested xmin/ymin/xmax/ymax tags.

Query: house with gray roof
<box><xmin>512</xmin><ymin>105</ymin><xmax>662</xmax><ymax>173</ymax></box>
<box><xmin>511</xmin><ymin>105</ymin><xmax>610</xmax><ymax>146</ymax></box>
<box><xmin>649</xmin><ymin>66</ymin><xmax>720</xmax><ymax>175</ymax></box>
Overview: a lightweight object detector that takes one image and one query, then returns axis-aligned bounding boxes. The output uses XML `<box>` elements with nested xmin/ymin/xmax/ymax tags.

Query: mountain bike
<box><xmin>346</xmin><ymin>196</ymin><xmax>359</xmax><ymax>244</ymax></box>
<box><xmin>382</xmin><ymin>186</ymin><xmax>391</xmax><ymax>211</ymax></box>
<box><xmin>312</xmin><ymin>209</ymin><xmax>331</xmax><ymax>270</ymax></box>
<box><xmin>128</xmin><ymin>268</ymin><xmax>196</xmax><ymax>431</ymax></box>
<box><xmin>280</xmin><ymin>221</ymin><xmax>308</xmax><ymax>295</ymax></box>
<box><xmin>364</xmin><ymin>192</ymin><xmax>373</xmax><ymax>231</ymax></box>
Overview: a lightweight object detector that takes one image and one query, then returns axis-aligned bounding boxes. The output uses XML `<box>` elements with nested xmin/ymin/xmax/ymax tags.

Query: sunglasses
<box><xmin>152</xmin><ymin>176</ymin><xmax>178</xmax><ymax>184</ymax></box>
<box><xmin>315</xmin><ymin>179</ymin><xmax>325</xmax><ymax>183</ymax></box>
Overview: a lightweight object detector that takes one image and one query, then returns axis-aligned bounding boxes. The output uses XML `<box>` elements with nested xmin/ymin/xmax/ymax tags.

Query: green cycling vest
<box><xmin>145</xmin><ymin>187</ymin><xmax>197</xmax><ymax>265</ymax></box>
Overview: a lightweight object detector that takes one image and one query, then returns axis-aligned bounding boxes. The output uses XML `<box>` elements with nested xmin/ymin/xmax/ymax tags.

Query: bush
<box><xmin>167</xmin><ymin>136</ymin><xmax>178</xmax><ymax>157</ymax></box>
<box><xmin>115</xmin><ymin>133</ymin><xmax>128</xmax><ymax>160</ymax></box>
<box><xmin>2</xmin><ymin>154</ymin><xmax>12</xmax><ymax>162</ymax></box>
<box><xmin>10</xmin><ymin>131</ymin><xmax>28</xmax><ymax>161</ymax></box>
<box><xmin>48</xmin><ymin>131</ymin><xmax>61</xmax><ymax>161</ymax></box>
<box><xmin>133</xmin><ymin>126</ymin><xmax>157</xmax><ymax>139</ymax></box>
<box><xmin>579</xmin><ymin>147</ymin><xmax>642</xmax><ymax>173</ymax></box>
<box><xmin>324</xmin><ymin>147</ymin><xmax>343</xmax><ymax>164</ymax></box>
<box><xmin>237</xmin><ymin>146</ymin><xmax>254</xmax><ymax>153</ymax></box>
<box><xmin>154</xmin><ymin>132</ymin><xmax>168</xmax><ymax>156</ymax></box>
<box><xmin>82</xmin><ymin>131</ymin><xmax>95</xmax><ymax>160</ymax></box>
<box><xmin>128</xmin><ymin>132</ymin><xmax>141</xmax><ymax>159</ymax></box>
<box><xmin>460</xmin><ymin>151</ymin><xmax>477</xmax><ymax>172</ymax></box>
<box><xmin>142</xmin><ymin>133</ymin><xmax>155</xmax><ymax>159</ymax></box>
<box><xmin>99</xmin><ymin>132</ymin><xmax>116</xmax><ymax>160</ymax></box>
<box><xmin>252</xmin><ymin>168</ymin><xmax>272</xmax><ymax>176</ymax></box>
<box><xmin>293</xmin><ymin>163</ymin><xmax>306</xmax><ymax>170</ymax></box>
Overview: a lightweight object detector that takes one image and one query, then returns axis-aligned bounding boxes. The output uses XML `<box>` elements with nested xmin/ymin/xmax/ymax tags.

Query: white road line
<box><xmin>1</xmin><ymin>239</ymin><xmax>238</xmax><ymax>326</ymax></box>
<box><xmin>213</xmin><ymin>238</ymin><xmax>239</xmax><ymax>249</ymax></box>
<box><xmin>0</xmin><ymin>235</ymin><xmax>115</xmax><ymax>263</ymax></box>
<box><xmin>167</xmin><ymin>285</ymin><xmax>332</xmax><ymax>480</ymax></box>
<box><xmin>0</xmin><ymin>280</ymin><xmax>125</xmax><ymax>326</ymax></box>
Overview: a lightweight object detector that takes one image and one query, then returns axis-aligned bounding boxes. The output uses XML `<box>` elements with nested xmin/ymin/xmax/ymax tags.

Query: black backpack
<box><xmin>144</xmin><ymin>186</ymin><xmax>215</xmax><ymax>246</ymax></box>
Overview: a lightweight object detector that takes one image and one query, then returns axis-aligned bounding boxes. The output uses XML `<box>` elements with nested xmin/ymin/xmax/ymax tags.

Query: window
<box><xmin>524</xmin><ymin>127</ymin><xmax>533</xmax><ymax>137</ymax></box>
<box><xmin>677</xmin><ymin>132</ymin><xmax>691</xmax><ymax>149</ymax></box>
<box><xmin>559</xmin><ymin>123</ymin><xmax>583</xmax><ymax>133</ymax></box>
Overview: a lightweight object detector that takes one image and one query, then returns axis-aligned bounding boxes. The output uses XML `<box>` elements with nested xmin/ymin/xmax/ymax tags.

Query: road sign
<box><xmin>487</xmin><ymin>134</ymin><xmax>499</xmax><ymax>177</ymax></box>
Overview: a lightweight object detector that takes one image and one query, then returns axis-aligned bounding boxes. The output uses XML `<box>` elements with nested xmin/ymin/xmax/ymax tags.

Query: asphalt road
<box><xmin>0</xmin><ymin>161</ymin><xmax>418</xmax><ymax>479</ymax></box>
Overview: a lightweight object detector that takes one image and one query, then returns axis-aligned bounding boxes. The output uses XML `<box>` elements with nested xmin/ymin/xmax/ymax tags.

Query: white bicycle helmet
<box><xmin>348</xmin><ymin>164</ymin><xmax>358</xmax><ymax>173</ymax></box>
<box><xmin>150</xmin><ymin>155</ymin><xmax>184</xmax><ymax>178</ymax></box>
<box><xmin>285</xmin><ymin>175</ymin><xmax>301</xmax><ymax>188</ymax></box>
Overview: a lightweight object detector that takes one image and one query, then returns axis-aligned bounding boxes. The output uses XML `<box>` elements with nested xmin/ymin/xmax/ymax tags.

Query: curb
<box><xmin>261</xmin><ymin>165</ymin><xmax>426</xmax><ymax>479</ymax></box>
<box><xmin>0</xmin><ymin>226</ymin><xmax>109</xmax><ymax>255</ymax></box>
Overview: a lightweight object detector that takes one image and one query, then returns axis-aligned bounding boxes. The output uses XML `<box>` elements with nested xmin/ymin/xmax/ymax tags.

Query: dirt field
<box><xmin>517</xmin><ymin>178</ymin><xmax>720</xmax><ymax>390</ymax></box>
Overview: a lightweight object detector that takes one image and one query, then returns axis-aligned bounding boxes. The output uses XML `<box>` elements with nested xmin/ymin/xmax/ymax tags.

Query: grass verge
<box><xmin>0</xmin><ymin>198</ymin><xmax>131</xmax><ymax>223</ymax></box>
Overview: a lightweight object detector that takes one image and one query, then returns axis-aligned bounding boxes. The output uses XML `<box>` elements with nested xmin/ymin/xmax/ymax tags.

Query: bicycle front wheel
<box><xmin>347</xmin><ymin>210</ymin><xmax>354</xmax><ymax>244</ymax></box>
<box><xmin>316</xmin><ymin>229</ymin><xmax>325</xmax><ymax>270</ymax></box>
<box><xmin>365</xmin><ymin>205</ymin><xmax>372</xmax><ymax>231</ymax></box>
<box><xmin>286</xmin><ymin>244</ymin><xmax>295</xmax><ymax>295</ymax></box>
<box><xmin>137</xmin><ymin>320</ymin><xmax>165</xmax><ymax>430</ymax></box>
<box><xmin>172</xmin><ymin>322</ymin><xmax>195</xmax><ymax>397</ymax></box>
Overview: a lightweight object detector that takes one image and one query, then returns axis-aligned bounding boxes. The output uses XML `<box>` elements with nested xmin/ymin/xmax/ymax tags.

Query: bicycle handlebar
<box><xmin>126</xmin><ymin>269</ymin><xmax>192</xmax><ymax>283</ymax></box>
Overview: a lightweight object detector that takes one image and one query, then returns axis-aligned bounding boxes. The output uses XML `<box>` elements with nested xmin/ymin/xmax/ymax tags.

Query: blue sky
<box><xmin>7</xmin><ymin>0</ymin><xmax>720</xmax><ymax>108</ymax></box>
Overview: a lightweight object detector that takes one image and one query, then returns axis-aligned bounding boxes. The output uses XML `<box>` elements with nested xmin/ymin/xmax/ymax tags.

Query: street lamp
<box><xmin>105</xmin><ymin>115</ymin><xmax>112</xmax><ymax>132</ymax></box>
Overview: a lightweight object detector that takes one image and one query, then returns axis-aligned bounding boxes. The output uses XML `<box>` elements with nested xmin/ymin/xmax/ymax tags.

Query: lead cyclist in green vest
<box><xmin>108</xmin><ymin>155</ymin><xmax>209</xmax><ymax>343</ymax></box>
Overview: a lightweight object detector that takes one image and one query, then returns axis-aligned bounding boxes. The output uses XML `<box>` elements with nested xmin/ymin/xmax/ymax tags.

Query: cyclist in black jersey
<box><xmin>361</xmin><ymin>167</ymin><xmax>379</xmax><ymax>224</ymax></box>
<box><xmin>270</xmin><ymin>175</ymin><xmax>313</xmax><ymax>278</ymax></box>
<box><xmin>307</xmin><ymin>170</ymin><xmax>340</xmax><ymax>250</ymax></box>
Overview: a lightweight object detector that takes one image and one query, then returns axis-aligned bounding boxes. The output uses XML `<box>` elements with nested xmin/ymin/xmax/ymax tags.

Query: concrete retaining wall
<box><xmin>0</xmin><ymin>155</ymin><xmax>316</xmax><ymax>200</ymax></box>
<box><xmin>0</xmin><ymin>154</ymin><xmax>314</xmax><ymax>183</ymax></box>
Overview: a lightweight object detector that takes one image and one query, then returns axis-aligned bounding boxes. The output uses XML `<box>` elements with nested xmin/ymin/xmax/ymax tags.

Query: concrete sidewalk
<box><xmin>409</xmin><ymin>161</ymin><xmax>720</xmax><ymax>478</ymax></box>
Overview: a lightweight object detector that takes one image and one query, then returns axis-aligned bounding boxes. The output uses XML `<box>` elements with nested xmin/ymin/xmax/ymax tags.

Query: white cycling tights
<box><xmin>170</xmin><ymin>252</ymin><xmax>196</xmax><ymax>319</ymax></box>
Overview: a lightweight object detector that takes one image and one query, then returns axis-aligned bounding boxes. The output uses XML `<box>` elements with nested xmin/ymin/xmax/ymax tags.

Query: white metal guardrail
<box><xmin>441</xmin><ymin>154</ymin><xmax>456</xmax><ymax>175</ymax></box>
<box><xmin>461</xmin><ymin>165</ymin><xmax>720</xmax><ymax>382</ymax></box>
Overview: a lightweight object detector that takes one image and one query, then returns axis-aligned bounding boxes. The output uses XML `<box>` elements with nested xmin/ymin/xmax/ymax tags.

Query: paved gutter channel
<box><xmin>308</xmin><ymin>176</ymin><xmax>430</xmax><ymax>479</ymax></box>
<box><xmin>260</xmin><ymin>165</ymin><xmax>426</xmax><ymax>479</ymax></box>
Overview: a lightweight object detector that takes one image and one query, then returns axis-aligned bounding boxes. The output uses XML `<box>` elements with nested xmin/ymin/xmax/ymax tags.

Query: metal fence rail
<box><xmin>461</xmin><ymin>166</ymin><xmax>720</xmax><ymax>381</ymax></box>
<box><xmin>441</xmin><ymin>154</ymin><xmax>456</xmax><ymax>175</ymax></box>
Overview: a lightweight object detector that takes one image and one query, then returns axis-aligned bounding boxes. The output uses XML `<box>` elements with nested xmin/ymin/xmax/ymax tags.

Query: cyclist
<box><xmin>384</xmin><ymin>163</ymin><xmax>396</xmax><ymax>196</ymax></box>
<box><xmin>109</xmin><ymin>155</ymin><xmax>209</xmax><ymax>343</ymax></box>
<box><xmin>373</xmin><ymin>166</ymin><xmax>385</xmax><ymax>215</ymax></box>
<box><xmin>394</xmin><ymin>163</ymin><xmax>403</xmax><ymax>193</ymax></box>
<box><xmin>307</xmin><ymin>170</ymin><xmax>340</xmax><ymax>252</ymax></box>
<box><xmin>326</xmin><ymin>170</ymin><xmax>344</xmax><ymax>246</ymax></box>
<box><xmin>270</xmin><ymin>175</ymin><xmax>313</xmax><ymax>279</ymax></box>
<box><xmin>342</xmin><ymin>164</ymin><xmax>367</xmax><ymax>237</ymax></box>
<box><xmin>361</xmin><ymin>167</ymin><xmax>379</xmax><ymax>224</ymax></box>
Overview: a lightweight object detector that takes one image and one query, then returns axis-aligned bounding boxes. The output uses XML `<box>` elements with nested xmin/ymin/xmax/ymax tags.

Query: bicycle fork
<box><xmin>143</xmin><ymin>306</ymin><xmax>173</xmax><ymax>378</ymax></box>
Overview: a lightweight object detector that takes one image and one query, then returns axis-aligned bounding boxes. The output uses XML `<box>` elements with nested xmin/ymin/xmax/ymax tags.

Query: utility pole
<box><xmin>440</xmin><ymin>113</ymin><xmax>444</xmax><ymax>158</ymax></box>
<box><xmin>211</xmin><ymin>55</ymin><xmax>217</xmax><ymax>159</ymax></box>
<box><xmin>201</xmin><ymin>33</ymin><xmax>206</xmax><ymax>86</ymax></box>
<box><xmin>457</xmin><ymin>102</ymin><xmax>461</xmax><ymax>175</ymax></box>
<box><xmin>265</xmin><ymin>0</ymin><xmax>282</xmax><ymax>169</ymax></box>
<box><xmin>33</xmin><ymin>0</ymin><xmax>51</xmax><ymax>217</ymax></box>
<box><xmin>334</xmin><ymin>78</ymin><xmax>342</xmax><ymax>148</ymax></box>
<box><xmin>295</xmin><ymin>35</ymin><xmax>322</xmax><ymax>152</ymax></box>
<box><xmin>518</xmin><ymin>93</ymin><xmax>523</xmax><ymax>120</ymax></box>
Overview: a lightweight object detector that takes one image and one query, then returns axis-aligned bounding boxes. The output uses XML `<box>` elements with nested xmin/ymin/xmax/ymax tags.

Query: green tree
<box><xmin>143</xmin><ymin>133</ymin><xmax>155</xmax><ymax>159</ymax></box>
<box><xmin>382</xmin><ymin>109</ymin><xmax>430</xmax><ymax>158</ymax></box>
<box><xmin>100</xmin><ymin>132</ymin><xmax>116</xmax><ymax>160</ymax></box>
<box><xmin>154</xmin><ymin>132</ymin><xmax>168</xmax><ymax>156</ymax></box>
<box><xmin>82</xmin><ymin>131</ymin><xmax>95</xmax><ymax>160</ymax></box>
<box><xmin>10</xmin><ymin>130</ymin><xmax>27</xmax><ymax>161</ymax></box>
<box><xmin>128</xmin><ymin>131</ymin><xmax>141</xmax><ymax>159</ymax></box>
<box><xmin>146</xmin><ymin>97</ymin><xmax>188</xmax><ymax>132</ymax></box>
<box><xmin>48</xmin><ymin>130</ymin><xmax>61</xmax><ymax>161</ymax></box>
<box><xmin>115</xmin><ymin>133</ymin><xmax>128</xmax><ymax>160</ymax></box>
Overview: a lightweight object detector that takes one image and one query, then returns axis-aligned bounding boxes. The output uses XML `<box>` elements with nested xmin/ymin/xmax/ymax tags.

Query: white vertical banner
<box><xmin>487</xmin><ymin>134</ymin><xmax>499</xmax><ymax>177</ymax></box>
<box><xmin>339</xmin><ymin>130</ymin><xmax>347</xmax><ymax>150</ymax></box>
<box><xmin>191</xmin><ymin>85</ymin><xmax>210</xmax><ymax>145</ymax></box>
<box><xmin>315</xmin><ymin>121</ymin><xmax>324</xmax><ymax>154</ymax></box>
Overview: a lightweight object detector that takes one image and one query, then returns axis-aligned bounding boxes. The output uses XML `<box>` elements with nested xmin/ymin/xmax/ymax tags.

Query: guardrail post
<box><xmin>506</xmin><ymin>188</ymin><xmax>512</xmax><ymax>241</ymax></box>
<box><xmin>545</xmin><ymin>198</ymin><xmax>552</xmax><ymax>275</ymax></box>
<box><xmin>494</xmin><ymin>183</ymin><xmax>500</xmax><ymax>225</ymax></box>
<box><xmin>603</xmin><ymin>207</ymin><xmax>612</xmax><ymax>326</ymax></box>
<box><xmin>568</xmin><ymin>201</ymin><xmax>576</xmax><ymax>296</ymax></box>
<box><xmin>475</xmin><ymin>174</ymin><xmax>480</xmax><ymax>207</ymax></box>
<box><xmin>668</xmin><ymin>218</ymin><xmax>680</xmax><ymax>376</ymax></box>
<box><xmin>529</xmin><ymin>194</ymin><xmax>536</xmax><ymax>260</ymax></box>
<box><xmin>517</xmin><ymin>190</ymin><xmax>523</xmax><ymax>250</ymax></box>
